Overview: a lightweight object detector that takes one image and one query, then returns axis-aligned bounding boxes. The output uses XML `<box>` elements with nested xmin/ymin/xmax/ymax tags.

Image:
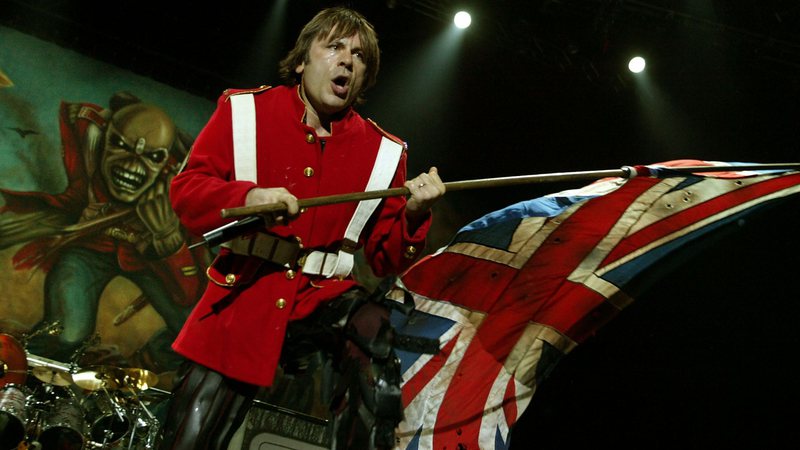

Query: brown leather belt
<box><xmin>224</xmin><ymin>232</ymin><xmax>345</xmax><ymax>277</ymax></box>
<box><xmin>226</xmin><ymin>233</ymin><xmax>303</xmax><ymax>268</ymax></box>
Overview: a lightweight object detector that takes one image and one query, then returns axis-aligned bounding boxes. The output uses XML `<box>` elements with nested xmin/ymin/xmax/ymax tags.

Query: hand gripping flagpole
<box><xmin>191</xmin><ymin>162</ymin><xmax>800</xmax><ymax>249</ymax></box>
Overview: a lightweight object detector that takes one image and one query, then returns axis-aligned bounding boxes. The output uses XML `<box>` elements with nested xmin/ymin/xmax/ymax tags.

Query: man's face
<box><xmin>296</xmin><ymin>30</ymin><xmax>367</xmax><ymax>118</ymax></box>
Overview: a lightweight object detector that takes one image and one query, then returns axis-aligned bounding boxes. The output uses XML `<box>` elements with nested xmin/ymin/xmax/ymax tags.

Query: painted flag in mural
<box><xmin>388</xmin><ymin>160</ymin><xmax>800</xmax><ymax>450</ymax></box>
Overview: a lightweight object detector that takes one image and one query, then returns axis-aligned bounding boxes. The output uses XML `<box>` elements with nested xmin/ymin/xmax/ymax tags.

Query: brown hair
<box><xmin>278</xmin><ymin>7</ymin><xmax>380</xmax><ymax>104</ymax></box>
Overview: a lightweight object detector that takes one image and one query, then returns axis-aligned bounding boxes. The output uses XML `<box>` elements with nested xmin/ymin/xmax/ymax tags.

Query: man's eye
<box><xmin>354</xmin><ymin>52</ymin><xmax>364</xmax><ymax>60</ymax></box>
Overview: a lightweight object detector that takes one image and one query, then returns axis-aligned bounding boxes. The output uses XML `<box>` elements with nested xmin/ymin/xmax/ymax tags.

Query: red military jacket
<box><xmin>170</xmin><ymin>85</ymin><xmax>431</xmax><ymax>386</ymax></box>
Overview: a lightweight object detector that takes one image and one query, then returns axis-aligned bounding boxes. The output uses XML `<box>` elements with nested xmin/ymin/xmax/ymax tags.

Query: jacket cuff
<box><xmin>402</xmin><ymin>210</ymin><xmax>432</xmax><ymax>259</ymax></box>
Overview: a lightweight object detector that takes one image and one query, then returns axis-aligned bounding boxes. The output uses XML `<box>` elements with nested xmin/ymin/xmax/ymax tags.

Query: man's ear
<box><xmin>295</xmin><ymin>62</ymin><xmax>305</xmax><ymax>75</ymax></box>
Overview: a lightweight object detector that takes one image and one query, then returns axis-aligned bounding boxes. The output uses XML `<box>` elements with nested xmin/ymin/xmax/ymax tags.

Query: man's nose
<box><xmin>339</xmin><ymin>50</ymin><xmax>353</xmax><ymax>70</ymax></box>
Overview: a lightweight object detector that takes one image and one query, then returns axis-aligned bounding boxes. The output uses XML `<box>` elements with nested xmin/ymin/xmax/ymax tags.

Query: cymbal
<box><xmin>72</xmin><ymin>365</ymin><xmax>159</xmax><ymax>391</ymax></box>
<box><xmin>0</xmin><ymin>333</ymin><xmax>27</xmax><ymax>387</ymax></box>
<box><xmin>72</xmin><ymin>365</ymin><xmax>123</xmax><ymax>391</ymax></box>
<box><xmin>119</xmin><ymin>367</ymin><xmax>159</xmax><ymax>391</ymax></box>
<box><xmin>31</xmin><ymin>366</ymin><xmax>73</xmax><ymax>386</ymax></box>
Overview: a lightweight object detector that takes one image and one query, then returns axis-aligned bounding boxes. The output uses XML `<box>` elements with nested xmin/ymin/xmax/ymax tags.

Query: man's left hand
<box><xmin>405</xmin><ymin>167</ymin><xmax>445</xmax><ymax>221</ymax></box>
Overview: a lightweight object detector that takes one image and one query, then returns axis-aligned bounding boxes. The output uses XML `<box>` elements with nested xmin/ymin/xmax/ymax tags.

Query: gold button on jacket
<box><xmin>275</xmin><ymin>298</ymin><xmax>287</xmax><ymax>309</ymax></box>
<box><xmin>303</xmin><ymin>167</ymin><xmax>315</xmax><ymax>177</ymax></box>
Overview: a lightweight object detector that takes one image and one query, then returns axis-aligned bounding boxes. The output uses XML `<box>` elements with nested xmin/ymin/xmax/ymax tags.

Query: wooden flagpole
<box><xmin>186</xmin><ymin>163</ymin><xmax>800</xmax><ymax>249</ymax></box>
<box><xmin>219</xmin><ymin>163</ymin><xmax>800</xmax><ymax>219</ymax></box>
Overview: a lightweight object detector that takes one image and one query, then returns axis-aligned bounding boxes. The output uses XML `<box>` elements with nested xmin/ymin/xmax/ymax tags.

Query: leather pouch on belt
<box><xmin>205</xmin><ymin>248</ymin><xmax>265</xmax><ymax>288</ymax></box>
<box><xmin>227</xmin><ymin>233</ymin><xmax>302</xmax><ymax>267</ymax></box>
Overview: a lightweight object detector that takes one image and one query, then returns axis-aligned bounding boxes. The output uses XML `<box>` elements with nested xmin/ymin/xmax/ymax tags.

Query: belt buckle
<box><xmin>295</xmin><ymin>251</ymin><xmax>308</xmax><ymax>268</ymax></box>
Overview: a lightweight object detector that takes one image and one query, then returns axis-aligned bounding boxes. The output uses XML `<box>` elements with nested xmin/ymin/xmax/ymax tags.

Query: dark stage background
<box><xmin>3</xmin><ymin>1</ymin><xmax>800</xmax><ymax>448</ymax></box>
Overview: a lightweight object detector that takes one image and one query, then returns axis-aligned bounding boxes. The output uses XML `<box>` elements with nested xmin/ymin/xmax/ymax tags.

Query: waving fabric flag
<box><xmin>388</xmin><ymin>160</ymin><xmax>800</xmax><ymax>450</ymax></box>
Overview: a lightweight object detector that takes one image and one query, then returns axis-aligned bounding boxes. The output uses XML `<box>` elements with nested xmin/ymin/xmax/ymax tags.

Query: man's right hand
<box><xmin>245</xmin><ymin>187</ymin><xmax>300</xmax><ymax>227</ymax></box>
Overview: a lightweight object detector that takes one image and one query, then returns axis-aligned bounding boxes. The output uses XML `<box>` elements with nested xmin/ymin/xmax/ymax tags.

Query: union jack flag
<box><xmin>388</xmin><ymin>160</ymin><xmax>800</xmax><ymax>450</ymax></box>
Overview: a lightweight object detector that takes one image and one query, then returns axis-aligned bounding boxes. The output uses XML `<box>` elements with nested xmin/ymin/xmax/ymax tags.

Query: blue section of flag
<box><xmin>459</xmin><ymin>194</ymin><xmax>600</xmax><ymax>235</ymax></box>
<box><xmin>602</xmin><ymin>203</ymin><xmax>770</xmax><ymax>288</ymax></box>
<box><xmin>496</xmin><ymin>426</ymin><xmax>509</xmax><ymax>449</ymax></box>
<box><xmin>391</xmin><ymin>308</ymin><xmax>454</xmax><ymax>374</ymax></box>
<box><xmin>454</xmin><ymin>217</ymin><xmax>521</xmax><ymax>249</ymax></box>
<box><xmin>406</xmin><ymin>429</ymin><xmax>422</xmax><ymax>450</ymax></box>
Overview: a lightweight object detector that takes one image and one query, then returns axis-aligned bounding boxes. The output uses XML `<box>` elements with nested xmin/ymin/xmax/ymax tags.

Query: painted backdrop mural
<box><xmin>0</xmin><ymin>25</ymin><xmax>215</xmax><ymax>388</ymax></box>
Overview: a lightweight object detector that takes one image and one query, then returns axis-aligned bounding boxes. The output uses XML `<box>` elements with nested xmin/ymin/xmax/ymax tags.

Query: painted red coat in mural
<box><xmin>0</xmin><ymin>101</ymin><xmax>206</xmax><ymax>307</ymax></box>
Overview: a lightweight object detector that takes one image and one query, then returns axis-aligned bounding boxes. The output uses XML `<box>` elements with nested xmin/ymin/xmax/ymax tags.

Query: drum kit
<box><xmin>0</xmin><ymin>331</ymin><xmax>168</xmax><ymax>449</ymax></box>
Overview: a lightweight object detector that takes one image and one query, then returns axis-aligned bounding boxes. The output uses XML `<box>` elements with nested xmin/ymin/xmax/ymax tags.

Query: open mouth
<box><xmin>332</xmin><ymin>76</ymin><xmax>350</xmax><ymax>98</ymax></box>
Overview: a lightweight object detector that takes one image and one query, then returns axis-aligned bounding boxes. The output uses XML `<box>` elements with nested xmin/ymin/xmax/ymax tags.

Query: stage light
<box><xmin>454</xmin><ymin>11</ymin><xmax>471</xmax><ymax>29</ymax></box>
<box><xmin>628</xmin><ymin>56</ymin><xmax>646</xmax><ymax>73</ymax></box>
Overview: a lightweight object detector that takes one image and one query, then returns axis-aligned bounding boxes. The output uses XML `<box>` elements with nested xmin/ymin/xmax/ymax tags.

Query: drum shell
<box><xmin>82</xmin><ymin>391</ymin><xmax>131</xmax><ymax>446</ymax></box>
<box><xmin>38</xmin><ymin>397</ymin><xmax>86</xmax><ymax>450</ymax></box>
<box><xmin>0</xmin><ymin>383</ymin><xmax>29</xmax><ymax>450</ymax></box>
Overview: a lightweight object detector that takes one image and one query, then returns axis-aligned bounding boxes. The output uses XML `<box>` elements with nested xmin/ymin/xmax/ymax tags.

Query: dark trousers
<box><xmin>158</xmin><ymin>361</ymin><xmax>258</xmax><ymax>450</ymax></box>
<box><xmin>158</xmin><ymin>288</ymin><xmax>401</xmax><ymax>450</ymax></box>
